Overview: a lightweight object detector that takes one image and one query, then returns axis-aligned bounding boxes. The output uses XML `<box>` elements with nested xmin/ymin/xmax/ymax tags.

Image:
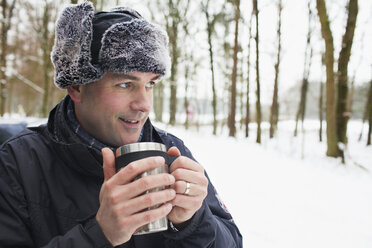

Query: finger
<box><xmin>169</xmin><ymin>156</ymin><xmax>204</xmax><ymax>173</ymax></box>
<box><xmin>130</xmin><ymin>203</ymin><xmax>173</xmax><ymax>230</ymax></box>
<box><xmin>171</xmin><ymin>194</ymin><xmax>204</xmax><ymax>210</ymax></box>
<box><xmin>171</xmin><ymin>168</ymin><xmax>208</xmax><ymax>186</ymax></box>
<box><xmin>167</xmin><ymin>146</ymin><xmax>181</xmax><ymax>157</ymax></box>
<box><xmin>125</xmin><ymin>173</ymin><xmax>175</xmax><ymax>199</ymax></box>
<box><xmin>118</xmin><ymin>189</ymin><xmax>176</xmax><ymax>215</ymax></box>
<box><xmin>112</xmin><ymin>156</ymin><xmax>165</xmax><ymax>185</ymax></box>
<box><xmin>102</xmin><ymin>148</ymin><xmax>116</xmax><ymax>182</ymax></box>
<box><xmin>173</xmin><ymin>181</ymin><xmax>205</xmax><ymax>196</ymax></box>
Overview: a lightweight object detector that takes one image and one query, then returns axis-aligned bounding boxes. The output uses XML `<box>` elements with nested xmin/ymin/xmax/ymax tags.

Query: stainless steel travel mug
<box><xmin>115</xmin><ymin>142</ymin><xmax>169</xmax><ymax>235</ymax></box>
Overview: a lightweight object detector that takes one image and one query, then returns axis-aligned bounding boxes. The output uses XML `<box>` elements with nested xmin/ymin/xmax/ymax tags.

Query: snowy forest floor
<box><xmin>2</xmin><ymin>116</ymin><xmax>372</xmax><ymax>248</ymax></box>
<box><xmin>157</xmin><ymin>120</ymin><xmax>372</xmax><ymax>248</ymax></box>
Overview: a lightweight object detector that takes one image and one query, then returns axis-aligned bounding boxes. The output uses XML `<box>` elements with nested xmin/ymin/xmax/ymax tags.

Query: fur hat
<box><xmin>51</xmin><ymin>2</ymin><xmax>170</xmax><ymax>89</ymax></box>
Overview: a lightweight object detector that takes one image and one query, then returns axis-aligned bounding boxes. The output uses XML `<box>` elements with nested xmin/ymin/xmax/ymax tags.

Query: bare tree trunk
<box><xmin>166</xmin><ymin>0</ymin><xmax>184</xmax><ymax>126</ymax></box>
<box><xmin>366</xmin><ymin>79</ymin><xmax>372</xmax><ymax>145</ymax></box>
<box><xmin>316</xmin><ymin>0</ymin><xmax>339</xmax><ymax>158</ymax></box>
<box><xmin>184</xmin><ymin>66</ymin><xmax>190</xmax><ymax>129</ymax></box>
<box><xmin>168</xmin><ymin>37</ymin><xmax>179</xmax><ymax>126</ymax></box>
<box><xmin>269</xmin><ymin>0</ymin><xmax>282</xmax><ymax>138</ymax></box>
<box><xmin>319</xmin><ymin>81</ymin><xmax>324</xmax><ymax>142</ymax></box>
<box><xmin>221</xmin><ymin>13</ymin><xmax>231</xmax><ymax>134</ymax></box>
<box><xmin>347</xmin><ymin>76</ymin><xmax>355</xmax><ymax>122</ymax></box>
<box><xmin>228</xmin><ymin>0</ymin><xmax>240</xmax><ymax>137</ymax></box>
<box><xmin>0</xmin><ymin>0</ymin><xmax>16</xmax><ymax>116</ymax></box>
<box><xmin>245</xmin><ymin>10</ymin><xmax>253</xmax><ymax>138</ymax></box>
<box><xmin>359</xmin><ymin>81</ymin><xmax>370</xmax><ymax>141</ymax></box>
<box><xmin>253</xmin><ymin>0</ymin><xmax>261</xmax><ymax>143</ymax></box>
<box><xmin>154</xmin><ymin>81</ymin><xmax>164</xmax><ymax>122</ymax></box>
<box><xmin>99</xmin><ymin>0</ymin><xmax>105</xmax><ymax>10</ymax></box>
<box><xmin>40</xmin><ymin>0</ymin><xmax>53</xmax><ymax>117</ymax></box>
<box><xmin>336</xmin><ymin>0</ymin><xmax>358</xmax><ymax>145</ymax></box>
<box><xmin>294</xmin><ymin>0</ymin><xmax>313</xmax><ymax>137</ymax></box>
<box><xmin>239</xmin><ymin>57</ymin><xmax>244</xmax><ymax>129</ymax></box>
<box><xmin>294</xmin><ymin>78</ymin><xmax>309</xmax><ymax>137</ymax></box>
<box><xmin>203</xmin><ymin>0</ymin><xmax>218</xmax><ymax>135</ymax></box>
<box><xmin>319</xmin><ymin>53</ymin><xmax>325</xmax><ymax>142</ymax></box>
<box><xmin>7</xmin><ymin>5</ymin><xmax>20</xmax><ymax>114</ymax></box>
<box><xmin>149</xmin><ymin>0</ymin><xmax>164</xmax><ymax>123</ymax></box>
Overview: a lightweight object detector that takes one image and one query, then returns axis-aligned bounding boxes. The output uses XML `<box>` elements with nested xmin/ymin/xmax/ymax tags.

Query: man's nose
<box><xmin>130</xmin><ymin>88</ymin><xmax>152</xmax><ymax>113</ymax></box>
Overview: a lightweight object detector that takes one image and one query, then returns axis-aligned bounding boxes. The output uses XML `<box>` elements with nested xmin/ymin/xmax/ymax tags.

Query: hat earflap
<box><xmin>52</xmin><ymin>2</ymin><xmax>103</xmax><ymax>89</ymax></box>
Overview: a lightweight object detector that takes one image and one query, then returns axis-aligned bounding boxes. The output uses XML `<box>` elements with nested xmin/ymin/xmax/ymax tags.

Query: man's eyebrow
<box><xmin>151</xmin><ymin>75</ymin><xmax>161</xmax><ymax>81</ymax></box>
<box><xmin>112</xmin><ymin>74</ymin><xmax>139</xmax><ymax>81</ymax></box>
<box><xmin>111</xmin><ymin>73</ymin><xmax>161</xmax><ymax>81</ymax></box>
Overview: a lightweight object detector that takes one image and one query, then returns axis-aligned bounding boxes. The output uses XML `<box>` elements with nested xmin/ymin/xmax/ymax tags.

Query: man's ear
<box><xmin>67</xmin><ymin>85</ymin><xmax>82</xmax><ymax>103</ymax></box>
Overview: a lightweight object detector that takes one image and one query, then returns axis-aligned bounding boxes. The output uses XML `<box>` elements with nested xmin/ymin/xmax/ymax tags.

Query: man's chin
<box><xmin>118</xmin><ymin>134</ymin><xmax>141</xmax><ymax>146</ymax></box>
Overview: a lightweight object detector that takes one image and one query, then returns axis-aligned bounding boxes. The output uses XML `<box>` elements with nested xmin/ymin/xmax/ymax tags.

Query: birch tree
<box><xmin>252</xmin><ymin>0</ymin><xmax>261</xmax><ymax>143</ymax></box>
<box><xmin>161</xmin><ymin>0</ymin><xmax>191</xmax><ymax>126</ymax></box>
<box><xmin>202</xmin><ymin>0</ymin><xmax>224</xmax><ymax>135</ymax></box>
<box><xmin>167</xmin><ymin>0</ymin><xmax>181</xmax><ymax>126</ymax></box>
<box><xmin>245</xmin><ymin>10</ymin><xmax>253</xmax><ymax>138</ymax></box>
<box><xmin>40</xmin><ymin>0</ymin><xmax>55</xmax><ymax>117</ymax></box>
<box><xmin>0</xmin><ymin>0</ymin><xmax>17</xmax><ymax>116</ymax></box>
<box><xmin>147</xmin><ymin>1</ymin><xmax>164</xmax><ymax>122</ymax></box>
<box><xmin>181</xmin><ymin>1</ymin><xmax>199</xmax><ymax>130</ymax></box>
<box><xmin>294</xmin><ymin>0</ymin><xmax>313</xmax><ymax>137</ymax></box>
<box><xmin>24</xmin><ymin>0</ymin><xmax>57</xmax><ymax>117</ymax></box>
<box><xmin>269</xmin><ymin>0</ymin><xmax>283</xmax><ymax>138</ymax></box>
<box><xmin>228</xmin><ymin>0</ymin><xmax>240</xmax><ymax>137</ymax></box>
<box><xmin>148</xmin><ymin>0</ymin><xmax>191</xmax><ymax>125</ymax></box>
<box><xmin>366</xmin><ymin>79</ymin><xmax>372</xmax><ymax>145</ymax></box>
<box><xmin>319</xmin><ymin>53</ymin><xmax>325</xmax><ymax>142</ymax></box>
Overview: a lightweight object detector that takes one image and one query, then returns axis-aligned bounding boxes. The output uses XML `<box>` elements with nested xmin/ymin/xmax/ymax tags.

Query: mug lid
<box><xmin>116</xmin><ymin>142</ymin><xmax>167</xmax><ymax>155</ymax></box>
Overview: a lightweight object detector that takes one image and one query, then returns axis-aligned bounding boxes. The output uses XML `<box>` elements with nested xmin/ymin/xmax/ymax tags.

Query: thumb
<box><xmin>167</xmin><ymin>146</ymin><xmax>181</xmax><ymax>156</ymax></box>
<box><xmin>101</xmin><ymin>147</ymin><xmax>116</xmax><ymax>182</ymax></box>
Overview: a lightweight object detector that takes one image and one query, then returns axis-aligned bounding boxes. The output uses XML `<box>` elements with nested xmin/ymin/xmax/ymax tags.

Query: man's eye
<box><xmin>118</xmin><ymin>82</ymin><xmax>130</xmax><ymax>88</ymax></box>
<box><xmin>146</xmin><ymin>81</ymin><xmax>155</xmax><ymax>88</ymax></box>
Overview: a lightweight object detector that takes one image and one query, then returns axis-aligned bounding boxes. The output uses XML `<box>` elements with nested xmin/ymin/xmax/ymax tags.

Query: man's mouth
<box><xmin>119</xmin><ymin>118</ymin><xmax>140</xmax><ymax>124</ymax></box>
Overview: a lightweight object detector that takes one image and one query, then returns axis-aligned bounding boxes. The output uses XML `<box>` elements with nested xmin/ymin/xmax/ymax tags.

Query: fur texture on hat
<box><xmin>51</xmin><ymin>2</ymin><xmax>170</xmax><ymax>89</ymax></box>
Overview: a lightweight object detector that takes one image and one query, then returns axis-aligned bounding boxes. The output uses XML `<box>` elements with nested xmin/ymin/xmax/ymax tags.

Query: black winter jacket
<box><xmin>0</xmin><ymin>97</ymin><xmax>242</xmax><ymax>248</ymax></box>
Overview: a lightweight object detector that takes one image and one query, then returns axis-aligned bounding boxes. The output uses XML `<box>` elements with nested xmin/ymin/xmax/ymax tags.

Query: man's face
<box><xmin>72</xmin><ymin>71</ymin><xmax>160</xmax><ymax>147</ymax></box>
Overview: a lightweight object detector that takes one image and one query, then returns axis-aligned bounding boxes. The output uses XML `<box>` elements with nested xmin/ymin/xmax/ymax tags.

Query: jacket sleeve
<box><xmin>0</xmin><ymin>143</ymin><xmax>113</xmax><ymax>248</ymax></box>
<box><xmin>162</xmin><ymin>140</ymin><xmax>243</xmax><ymax>248</ymax></box>
<box><xmin>40</xmin><ymin>219</ymin><xmax>113</xmax><ymax>248</ymax></box>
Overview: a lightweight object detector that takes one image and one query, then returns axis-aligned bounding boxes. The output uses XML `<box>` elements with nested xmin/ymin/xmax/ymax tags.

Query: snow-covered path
<box><xmin>162</xmin><ymin>121</ymin><xmax>372</xmax><ymax>248</ymax></box>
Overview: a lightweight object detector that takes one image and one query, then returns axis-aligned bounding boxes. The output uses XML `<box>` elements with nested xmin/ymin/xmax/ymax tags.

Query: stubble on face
<box><xmin>74</xmin><ymin>72</ymin><xmax>158</xmax><ymax>147</ymax></box>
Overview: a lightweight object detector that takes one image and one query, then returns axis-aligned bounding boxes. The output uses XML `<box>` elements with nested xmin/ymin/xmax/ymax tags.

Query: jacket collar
<box><xmin>43</xmin><ymin>96</ymin><xmax>162</xmax><ymax>178</ymax></box>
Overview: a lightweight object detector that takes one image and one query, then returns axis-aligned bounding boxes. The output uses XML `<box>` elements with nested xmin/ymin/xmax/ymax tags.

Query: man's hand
<box><xmin>96</xmin><ymin>148</ymin><xmax>176</xmax><ymax>246</ymax></box>
<box><xmin>167</xmin><ymin>147</ymin><xmax>209</xmax><ymax>225</ymax></box>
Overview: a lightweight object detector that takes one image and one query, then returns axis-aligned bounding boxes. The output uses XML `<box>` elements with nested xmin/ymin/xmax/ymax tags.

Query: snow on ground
<box><xmin>158</xmin><ymin>120</ymin><xmax>372</xmax><ymax>248</ymax></box>
<box><xmin>2</xmin><ymin>115</ymin><xmax>372</xmax><ymax>247</ymax></box>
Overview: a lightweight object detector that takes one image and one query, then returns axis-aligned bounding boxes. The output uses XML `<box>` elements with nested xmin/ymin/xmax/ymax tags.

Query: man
<box><xmin>0</xmin><ymin>2</ymin><xmax>242</xmax><ymax>247</ymax></box>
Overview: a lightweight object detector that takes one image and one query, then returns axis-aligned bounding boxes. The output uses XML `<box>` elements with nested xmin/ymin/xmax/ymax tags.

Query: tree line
<box><xmin>0</xmin><ymin>0</ymin><xmax>371</xmax><ymax>161</ymax></box>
